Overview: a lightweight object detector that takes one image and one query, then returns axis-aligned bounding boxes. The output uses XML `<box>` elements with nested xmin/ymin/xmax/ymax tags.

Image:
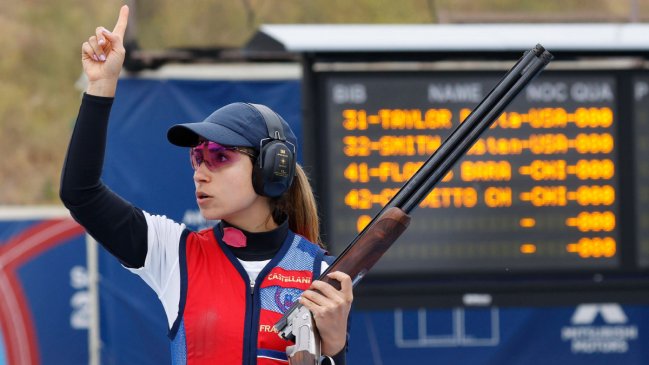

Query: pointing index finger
<box><xmin>112</xmin><ymin>5</ymin><xmax>129</xmax><ymax>38</ymax></box>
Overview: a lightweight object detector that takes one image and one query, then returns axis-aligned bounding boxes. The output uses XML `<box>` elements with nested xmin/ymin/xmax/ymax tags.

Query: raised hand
<box><xmin>81</xmin><ymin>5</ymin><xmax>129</xmax><ymax>97</ymax></box>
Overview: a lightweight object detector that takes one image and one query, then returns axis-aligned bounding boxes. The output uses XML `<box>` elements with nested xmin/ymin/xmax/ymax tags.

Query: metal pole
<box><xmin>86</xmin><ymin>235</ymin><xmax>100</xmax><ymax>365</ymax></box>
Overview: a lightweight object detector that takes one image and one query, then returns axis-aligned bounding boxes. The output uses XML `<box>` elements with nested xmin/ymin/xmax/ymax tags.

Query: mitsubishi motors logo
<box><xmin>571</xmin><ymin>303</ymin><xmax>627</xmax><ymax>324</ymax></box>
<box><xmin>562</xmin><ymin>303</ymin><xmax>638</xmax><ymax>354</ymax></box>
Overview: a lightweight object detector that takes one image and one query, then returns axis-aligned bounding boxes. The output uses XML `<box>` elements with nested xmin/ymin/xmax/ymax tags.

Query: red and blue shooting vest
<box><xmin>169</xmin><ymin>227</ymin><xmax>328</xmax><ymax>365</ymax></box>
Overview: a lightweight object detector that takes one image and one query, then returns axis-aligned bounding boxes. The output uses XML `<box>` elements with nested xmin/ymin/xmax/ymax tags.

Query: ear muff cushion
<box><xmin>252</xmin><ymin>140</ymin><xmax>295</xmax><ymax>198</ymax></box>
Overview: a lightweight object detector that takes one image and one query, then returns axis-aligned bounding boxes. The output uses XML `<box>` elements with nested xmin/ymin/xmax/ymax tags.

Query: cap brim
<box><xmin>167</xmin><ymin>122</ymin><xmax>254</xmax><ymax>147</ymax></box>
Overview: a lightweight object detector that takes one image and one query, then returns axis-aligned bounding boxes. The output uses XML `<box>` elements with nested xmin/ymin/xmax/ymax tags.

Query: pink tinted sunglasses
<box><xmin>189</xmin><ymin>141</ymin><xmax>256</xmax><ymax>172</ymax></box>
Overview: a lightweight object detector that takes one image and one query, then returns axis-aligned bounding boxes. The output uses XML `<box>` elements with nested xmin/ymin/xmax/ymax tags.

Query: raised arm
<box><xmin>60</xmin><ymin>5</ymin><xmax>148</xmax><ymax>268</ymax></box>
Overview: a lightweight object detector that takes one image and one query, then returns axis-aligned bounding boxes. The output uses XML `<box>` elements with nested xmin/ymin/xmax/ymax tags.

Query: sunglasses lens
<box><xmin>190</xmin><ymin>142</ymin><xmax>243</xmax><ymax>171</ymax></box>
<box><xmin>189</xmin><ymin>147</ymin><xmax>203</xmax><ymax>170</ymax></box>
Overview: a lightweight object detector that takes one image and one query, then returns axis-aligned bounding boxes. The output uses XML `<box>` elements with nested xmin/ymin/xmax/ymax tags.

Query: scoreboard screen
<box><xmin>322</xmin><ymin>73</ymin><xmax>620</xmax><ymax>274</ymax></box>
<box><xmin>302</xmin><ymin>61</ymin><xmax>649</xmax><ymax>304</ymax></box>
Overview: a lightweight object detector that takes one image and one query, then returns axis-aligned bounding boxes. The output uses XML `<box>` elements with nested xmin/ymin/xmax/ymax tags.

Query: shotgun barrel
<box><xmin>276</xmin><ymin>44</ymin><xmax>553</xmax><ymax>345</ymax></box>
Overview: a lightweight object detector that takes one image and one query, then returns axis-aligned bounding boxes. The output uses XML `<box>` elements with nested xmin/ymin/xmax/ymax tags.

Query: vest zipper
<box><xmin>248</xmin><ymin>279</ymin><xmax>255</xmax><ymax>365</ymax></box>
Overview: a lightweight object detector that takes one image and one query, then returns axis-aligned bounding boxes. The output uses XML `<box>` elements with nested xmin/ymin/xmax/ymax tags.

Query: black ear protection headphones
<box><xmin>247</xmin><ymin>103</ymin><xmax>296</xmax><ymax>198</ymax></box>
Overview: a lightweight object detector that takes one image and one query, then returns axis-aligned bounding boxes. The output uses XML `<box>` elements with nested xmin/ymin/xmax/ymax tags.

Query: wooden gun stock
<box><xmin>282</xmin><ymin>208</ymin><xmax>410</xmax><ymax>365</ymax></box>
<box><xmin>275</xmin><ymin>208</ymin><xmax>411</xmax><ymax>338</ymax></box>
<box><xmin>279</xmin><ymin>208</ymin><xmax>411</xmax><ymax>365</ymax></box>
<box><xmin>320</xmin><ymin>207</ymin><xmax>411</xmax><ymax>290</ymax></box>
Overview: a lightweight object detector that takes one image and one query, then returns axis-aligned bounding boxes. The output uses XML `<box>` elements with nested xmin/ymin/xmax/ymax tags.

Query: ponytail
<box><xmin>272</xmin><ymin>164</ymin><xmax>322</xmax><ymax>247</ymax></box>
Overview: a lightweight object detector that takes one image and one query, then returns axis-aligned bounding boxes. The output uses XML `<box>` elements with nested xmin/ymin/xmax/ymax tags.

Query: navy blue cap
<box><xmin>167</xmin><ymin>103</ymin><xmax>297</xmax><ymax>151</ymax></box>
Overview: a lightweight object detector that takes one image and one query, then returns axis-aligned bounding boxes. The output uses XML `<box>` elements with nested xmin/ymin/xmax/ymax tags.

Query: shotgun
<box><xmin>277</xmin><ymin>44</ymin><xmax>554</xmax><ymax>365</ymax></box>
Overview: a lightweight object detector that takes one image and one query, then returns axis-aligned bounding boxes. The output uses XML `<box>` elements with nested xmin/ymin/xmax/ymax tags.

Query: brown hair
<box><xmin>237</xmin><ymin>147</ymin><xmax>322</xmax><ymax>247</ymax></box>
<box><xmin>271</xmin><ymin>164</ymin><xmax>323</xmax><ymax>247</ymax></box>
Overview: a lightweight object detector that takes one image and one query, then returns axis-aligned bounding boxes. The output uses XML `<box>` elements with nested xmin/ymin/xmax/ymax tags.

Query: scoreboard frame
<box><xmin>300</xmin><ymin>53</ymin><xmax>649</xmax><ymax>309</ymax></box>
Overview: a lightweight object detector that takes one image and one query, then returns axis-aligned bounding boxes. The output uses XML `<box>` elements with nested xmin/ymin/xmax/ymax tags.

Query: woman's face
<box><xmin>192</xmin><ymin>142</ymin><xmax>270</xmax><ymax>228</ymax></box>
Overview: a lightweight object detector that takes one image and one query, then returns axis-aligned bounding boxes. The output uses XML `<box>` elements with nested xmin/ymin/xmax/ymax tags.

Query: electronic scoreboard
<box><xmin>303</xmin><ymin>62</ymin><xmax>649</xmax><ymax>306</ymax></box>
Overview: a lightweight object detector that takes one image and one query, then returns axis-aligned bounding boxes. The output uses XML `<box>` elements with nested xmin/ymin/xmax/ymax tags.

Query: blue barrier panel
<box><xmin>348</xmin><ymin>305</ymin><xmax>647</xmax><ymax>364</ymax></box>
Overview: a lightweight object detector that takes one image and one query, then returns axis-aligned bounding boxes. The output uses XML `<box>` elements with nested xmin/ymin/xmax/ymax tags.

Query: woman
<box><xmin>60</xmin><ymin>6</ymin><xmax>352</xmax><ymax>364</ymax></box>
